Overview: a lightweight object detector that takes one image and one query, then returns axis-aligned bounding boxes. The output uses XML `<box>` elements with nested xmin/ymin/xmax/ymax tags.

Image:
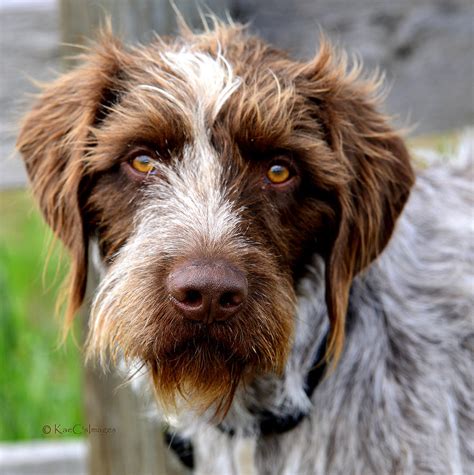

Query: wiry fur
<box><xmin>17</xmin><ymin>20</ymin><xmax>473</xmax><ymax>474</ymax></box>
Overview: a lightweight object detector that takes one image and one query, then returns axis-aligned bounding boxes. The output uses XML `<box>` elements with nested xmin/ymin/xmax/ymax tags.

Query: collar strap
<box><xmin>164</xmin><ymin>430</ymin><xmax>195</xmax><ymax>469</ymax></box>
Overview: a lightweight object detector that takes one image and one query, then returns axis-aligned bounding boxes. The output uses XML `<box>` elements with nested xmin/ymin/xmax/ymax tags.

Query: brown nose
<box><xmin>167</xmin><ymin>260</ymin><xmax>248</xmax><ymax>324</ymax></box>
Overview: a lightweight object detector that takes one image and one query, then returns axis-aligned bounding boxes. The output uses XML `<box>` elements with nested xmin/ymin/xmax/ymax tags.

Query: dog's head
<box><xmin>17</xmin><ymin>23</ymin><xmax>413</xmax><ymax>415</ymax></box>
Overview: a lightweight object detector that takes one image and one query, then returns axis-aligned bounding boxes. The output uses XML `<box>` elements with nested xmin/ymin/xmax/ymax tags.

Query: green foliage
<box><xmin>0</xmin><ymin>190</ymin><xmax>83</xmax><ymax>441</ymax></box>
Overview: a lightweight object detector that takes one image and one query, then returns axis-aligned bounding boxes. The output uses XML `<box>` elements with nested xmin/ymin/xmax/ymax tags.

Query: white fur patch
<box><xmin>138</xmin><ymin>46</ymin><xmax>241</xmax><ymax>139</ymax></box>
<box><xmin>162</xmin><ymin>48</ymin><xmax>241</xmax><ymax>121</ymax></box>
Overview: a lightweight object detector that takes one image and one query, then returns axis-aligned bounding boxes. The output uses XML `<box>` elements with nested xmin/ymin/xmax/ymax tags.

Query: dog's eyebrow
<box><xmin>144</xmin><ymin>49</ymin><xmax>241</xmax><ymax>121</ymax></box>
<box><xmin>137</xmin><ymin>84</ymin><xmax>189</xmax><ymax>117</ymax></box>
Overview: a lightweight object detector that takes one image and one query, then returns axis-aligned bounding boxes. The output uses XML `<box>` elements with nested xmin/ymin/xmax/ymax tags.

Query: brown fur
<box><xmin>17</xmin><ymin>23</ymin><xmax>413</xmax><ymax>413</ymax></box>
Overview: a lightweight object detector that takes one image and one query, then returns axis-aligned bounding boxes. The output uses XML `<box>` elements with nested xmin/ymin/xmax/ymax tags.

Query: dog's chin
<box><xmin>145</xmin><ymin>314</ymin><xmax>286</xmax><ymax>419</ymax></box>
<box><xmin>147</xmin><ymin>326</ymin><xmax>284</xmax><ymax>418</ymax></box>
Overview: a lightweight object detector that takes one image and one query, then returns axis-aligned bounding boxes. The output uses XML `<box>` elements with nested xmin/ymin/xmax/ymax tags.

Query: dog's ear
<box><xmin>17</xmin><ymin>32</ymin><xmax>127</xmax><ymax>326</ymax></box>
<box><xmin>299</xmin><ymin>39</ymin><xmax>415</xmax><ymax>364</ymax></box>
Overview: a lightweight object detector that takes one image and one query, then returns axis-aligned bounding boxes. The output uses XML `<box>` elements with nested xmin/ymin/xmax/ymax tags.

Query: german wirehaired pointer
<box><xmin>17</xmin><ymin>20</ymin><xmax>473</xmax><ymax>475</ymax></box>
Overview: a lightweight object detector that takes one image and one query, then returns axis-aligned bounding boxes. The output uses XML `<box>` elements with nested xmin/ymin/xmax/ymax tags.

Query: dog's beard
<box><xmin>87</xmin><ymin>252</ymin><xmax>295</xmax><ymax>418</ymax></box>
<box><xmin>149</xmin><ymin>305</ymin><xmax>296</xmax><ymax>417</ymax></box>
<box><xmin>149</xmin><ymin>335</ymin><xmax>249</xmax><ymax>417</ymax></box>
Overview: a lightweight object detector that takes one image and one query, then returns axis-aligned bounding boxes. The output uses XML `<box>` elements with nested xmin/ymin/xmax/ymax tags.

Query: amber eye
<box><xmin>130</xmin><ymin>155</ymin><xmax>157</xmax><ymax>175</ymax></box>
<box><xmin>266</xmin><ymin>163</ymin><xmax>291</xmax><ymax>184</ymax></box>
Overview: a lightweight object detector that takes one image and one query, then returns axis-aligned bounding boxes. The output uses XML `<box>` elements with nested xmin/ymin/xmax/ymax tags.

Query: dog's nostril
<box><xmin>219</xmin><ymin>291</ymin><xmax>244</xmax><ymax>308</ymax></box>
<box><xmin>182</xmin><ymin>289</ymin><xmax>203</xmax><ymax>307</ymax></box>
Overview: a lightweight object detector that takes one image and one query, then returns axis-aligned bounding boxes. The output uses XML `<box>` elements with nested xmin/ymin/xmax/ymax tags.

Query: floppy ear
<box><xmin>300</xmin><ymin>40</ymin><xmax>415</xmax><ymax>364</ymax></box>
<box><xmin>16</xmin><ymin>33</ymin><xmax>127</xmax><ymax>326</ymax></box>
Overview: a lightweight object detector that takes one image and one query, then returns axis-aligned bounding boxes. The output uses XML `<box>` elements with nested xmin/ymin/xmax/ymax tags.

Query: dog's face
<box><xmin>17</xmin><ymin>24</ymin><xmax>413</xmax><ymax>415</ymax></box>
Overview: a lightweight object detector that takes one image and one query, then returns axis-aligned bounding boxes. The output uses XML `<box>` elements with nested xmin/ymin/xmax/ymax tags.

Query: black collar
<box><xmin>164</xmin><ymin>332</ymin><xmax>329</xmax><ymax>469</ymax></box>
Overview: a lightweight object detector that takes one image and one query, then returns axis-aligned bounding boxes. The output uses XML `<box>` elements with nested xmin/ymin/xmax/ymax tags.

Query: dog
<box><xmin>17</xmin><ymin>19</ymin><xmax>473</xmax><ymax>475</ymax></box>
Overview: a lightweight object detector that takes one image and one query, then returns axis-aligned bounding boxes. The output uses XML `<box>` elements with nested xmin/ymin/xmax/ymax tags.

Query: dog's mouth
<box><xmin>161</xmin><ymin>330</ymin><xmax>245</xmax><ymax>360</ymax></box>
<box><xmin>153</xmin><ymin>316</ymin><xmax>252</xmax><ymax>361</ymax></box>
<box><xmin>147</xmin><ymin>327</ymin><xmax>253</xmax><ymax>417</ymax></box>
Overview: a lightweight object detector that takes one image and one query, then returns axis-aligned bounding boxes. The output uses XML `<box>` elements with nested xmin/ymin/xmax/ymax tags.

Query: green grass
<box><xmin>0</xmin><ymin>189</ymin><xmax>83</xmax><ymax>441</ymax></box>
<box><xmin>408</xmin><ymin>130</ymin><xmax>460</xmax><ymax>151</ymax></box>
<box><xmin>408</xmin><ymin>130</ymin><xmax>464</xmax><ymax>167</ymax></box>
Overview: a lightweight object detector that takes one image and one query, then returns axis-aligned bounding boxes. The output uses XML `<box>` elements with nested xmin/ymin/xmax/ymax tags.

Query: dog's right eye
<box><xmin>267</xmin><ymin>164</ymin><xmax>291</xmax><ymax>184</ymax></box>
<box><xmin>129</xmin><ymin>155</ymin><xmax>158</xmax><ymax>175</ymax></box>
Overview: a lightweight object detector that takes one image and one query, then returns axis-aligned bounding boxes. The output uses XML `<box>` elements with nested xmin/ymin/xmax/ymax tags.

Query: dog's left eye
<box><xmin>129</xmin><ymin>155</ymin><xmax>158</xmax><ymax>175</ymax></box>
<box><xmin>266</xmin><ymin>163</ymin><xmax>291</xmax><ymax>184</ymax></box>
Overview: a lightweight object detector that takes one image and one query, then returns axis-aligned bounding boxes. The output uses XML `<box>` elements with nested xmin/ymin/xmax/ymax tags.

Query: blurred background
<box><xmin>0</xmin><ymin>0</ymin><xmax>472</xmax><ymax>474</ymax></box>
